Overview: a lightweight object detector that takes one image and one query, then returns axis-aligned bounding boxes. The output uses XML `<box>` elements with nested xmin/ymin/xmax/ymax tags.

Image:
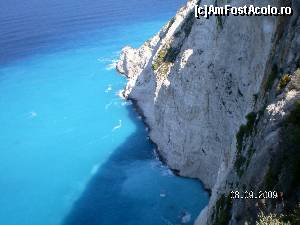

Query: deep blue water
<box><xmin>0</xmin><ymin>0</ymin><xmax>209</xmax><ymax>225</ymax></box>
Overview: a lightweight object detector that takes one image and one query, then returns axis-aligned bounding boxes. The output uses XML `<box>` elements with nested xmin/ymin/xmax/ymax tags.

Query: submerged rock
<box><xmin>181</xmin><ymin>211</ymin><xmax>191</xmax><ymax>224</ymax></box>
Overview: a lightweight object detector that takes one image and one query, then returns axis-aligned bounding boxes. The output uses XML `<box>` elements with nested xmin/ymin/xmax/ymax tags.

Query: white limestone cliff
<box><xmin>117</xmin><ymin>0</ymin><xmax>300</xmax><ymax>224</ymax></box>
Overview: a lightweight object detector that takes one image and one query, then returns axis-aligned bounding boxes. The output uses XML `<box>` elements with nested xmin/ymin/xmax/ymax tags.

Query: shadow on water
<box><xmin>60</xmin><ymin>104</ymin><xmax>160</xmax><ymax>225</ymax></box>
<box><xmin>61</xmin><ymin>103</ymin><xmax>208</xmax><ymax>225</ymax></box>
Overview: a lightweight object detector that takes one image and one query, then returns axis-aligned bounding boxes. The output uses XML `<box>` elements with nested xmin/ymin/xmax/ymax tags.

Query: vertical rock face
<box><xmin>117</xmin><ymin>0</ymin><xmax>300</xmax><ymax>224</ymax></box>
<box><xmin>118</xmin><ymin>0</ymin><xmax>275</xmax><ymax>188</ymax></box>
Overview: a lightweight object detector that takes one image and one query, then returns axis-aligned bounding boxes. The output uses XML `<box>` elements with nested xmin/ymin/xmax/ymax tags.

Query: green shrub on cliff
<box><xmin>255</xmin><ymin>205</ymin><xmax>300</xmax><ymax>225</ymax></box>
<box><xmin>152</xmin><ymin>48</ymin><xmax>167</xmax><ymax>71</ymax></box>
<box><xmin>283</xmin><ymin>205</ymin><xmax>300</xmax><ymax>225</ymax></box>
<box><xmin>164</xmin><ymin>47</ymin><xmax>181</xmax><ymax>63</ymax></box>
<box><xmin>152</xmin><ymin>44</ymin><xmax>180</xmax><ymax>79</ymax></box>
<box><xmin>265</xmin><ymin>65</ymin><xmax>278</xmax><ymax>91</ymax></box>
<box><xmin>236</xmin><ymin>112</ymin><xmax>257</xmax><ymax>153</ymax></box>
<box><xmin>256</xmin><ymin>213</ymin><xmax>291</xmax><ymax>225</ymax></box>
<box><xmin>234</xmin><ymin>112</ymin><xmax>257</xmax><ymax>176</ymax></box>
<box><xmin>278</xmin><ymin>74</ymin><xmax>291</xmax><ymax>90</ymax></box>
<box><xmin>213</xmin><ymin>194</ymin><xmax>232</xmax><ymax>225</ymax></box>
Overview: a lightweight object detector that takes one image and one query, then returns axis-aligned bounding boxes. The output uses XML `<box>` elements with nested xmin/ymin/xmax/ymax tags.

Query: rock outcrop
<box><xmin>117</xmin><ymin>0</ymin><xmax>300</xmax><ymax>224</ymax></box>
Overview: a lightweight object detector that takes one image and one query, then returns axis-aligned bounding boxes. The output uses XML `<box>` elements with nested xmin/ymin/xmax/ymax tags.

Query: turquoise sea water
<box><xmin>0</xmin><ymin>0</ymin><xmax>209</xmax><ymax>225</ymax></box>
